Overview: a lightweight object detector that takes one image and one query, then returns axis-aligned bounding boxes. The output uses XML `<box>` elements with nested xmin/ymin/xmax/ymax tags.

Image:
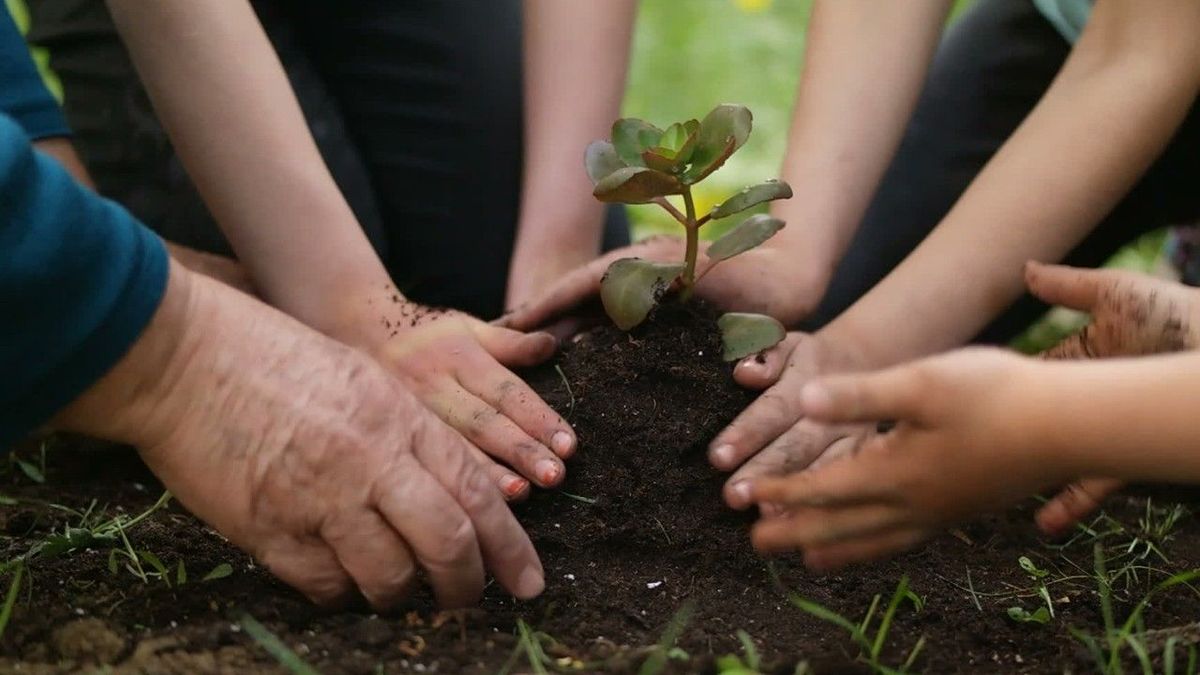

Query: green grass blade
<box><xmin>736</xmin><ymin>628</ymin><xmax>760</xmax><ymax>671</ymax></box>
<box><xmin>0</xmin><ymin>562</ymin><xmax>25</xmax><ymax>641</ymax></box>
<box><xmin>238</xmin><ymin>613</ymin><xmax>322</xmax><ymax>675</ymax></box>
<box><xmin>639</xmin><ymin>601</ymin><xmax>695</xmax><ymax>675</ymax></box>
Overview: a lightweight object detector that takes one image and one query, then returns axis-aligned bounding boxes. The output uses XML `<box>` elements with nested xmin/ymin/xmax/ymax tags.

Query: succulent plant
<box><xmin>584</xmin><ymin>104</ymin><xmax>792</xmax><ymax>361</ymax></box>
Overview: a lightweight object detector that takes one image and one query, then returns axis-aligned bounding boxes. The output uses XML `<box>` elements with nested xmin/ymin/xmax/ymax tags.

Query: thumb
<box><xmin>734</xmin><ymin>333</ymin><xmax>803</xmax><ymax>390</ymax></box>
<box><xmin>469</xmin><ymin>321</ymin><xmax>557</xmax><ymax>367</ymax></box>
<box><xmin>1024</xmin><ymin>261</ymin><xmax>1106</xmax><ymax>312</ymax></box>
<box><xmin>802</xmin><ymin>365</ymin><xmax>928</xmax><ymax>426</ymax></box>
<box><xmin>1035</xmin><ymin>477</ymin><xmax>1122</xmax><ymax>537</ymax></box>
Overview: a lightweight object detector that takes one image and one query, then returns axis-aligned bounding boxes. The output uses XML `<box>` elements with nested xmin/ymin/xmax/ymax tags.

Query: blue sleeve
<box><xmin>0</xmin><ymin>113</ymin><xmax>168</xmax><ymax>448</ymax></box>
<box><xmin>0</xmin><ymin>6</ymin><xmax>69</xmax><ymax>139</ymax></box>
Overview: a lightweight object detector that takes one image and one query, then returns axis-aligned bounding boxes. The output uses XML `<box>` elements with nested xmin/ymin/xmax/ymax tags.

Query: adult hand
<box><xmin>707</xmin><ymin>330</ymin><xmax>873</xmax><ymax>510</ymax></box>
<box><xmin>498</xmin><ymin>235</ymin><xmax>827</xmax><ymax>332</ymax></box>
<box><xmin>165</xmin><ymin>241</ymin><xmax>257</xmax><ymax>297</ymax></box>
<box><xmin>748</xmin><ymin>348</ymin><xmax>1059</xmax><ymax>571</ymax></box>
<box><xmin>53</xmin><ymin>262</ymin><xmax>544</xmax><ymax>610</ymax></box>
<box><xmin>370</xmin><ymin>301</ymin><xmax>576</xmax><ymax>501</ymax></box>
<box><xmin>1026</xmin><ymin>261</ymin><xmax>1200</xmax><ymax>534</ymax></box>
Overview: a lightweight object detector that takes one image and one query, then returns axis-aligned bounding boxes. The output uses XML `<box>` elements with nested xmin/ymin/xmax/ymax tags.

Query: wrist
<box><xmin>51</xmin><ymin>260</ymin><xmax>202</xmax><ymax>448</ymax></box>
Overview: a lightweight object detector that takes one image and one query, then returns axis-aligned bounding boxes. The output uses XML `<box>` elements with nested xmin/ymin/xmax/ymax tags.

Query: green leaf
<box><xmin>684</xmin><ymin>104</ymin><xmax>752</xmax><ymax>183</ymax></box>
<box><xmin>718</xmin><ymin>313</ymin><xmax>785</xmax><ymax>361</ymax></box>
<box><xmin>0</xmin><ymin>495</ymin><xmax>16</xmax><ymax>506</ymax></box>
<box><xmin>601</xmin><ymin>258</ymin><xmax>685</xmax><ymax>330</ymax></box>
<box><xmin>202</xmin><ymin>562</ymin><xmax>234</xmax><ymax>582</ymax></box>
<box><xmin>710</xmin><ymin>180</ymin><xmax>793</xmax><ymax>219</ymax></box>
<box><xmin>1019</xmin><ymin>556</ymin><xmax>1049</xmax><ymax>579</ymax></box>
<box><xmin>107</xmin><ymin>549</ymin><xmax>120</xmax><ymax>575</ymax></box>
<box><xmin>641</xmin><ymin>149</ymin><xmax>681</xmax><ymax>174</ymax></box>
<box><xmin>175</xmin><ymin>559</ymin><xmax>187</xmax><ymax>586</ymax></box>
<box><xmin>706</xmin><ymin>214</ymin><xmax>785</xmax><ymax>261</ymax></box>
<box><xmin>1007</xmin><ymin>605</ymin><xmax>1051</xmax><ymax>624</ymax></box>
<box><xmin>593</xmin><ymin>166</ymin><xmax>682</xmax><ymax>204</ymax></box>
<box><xmin>612</xmin><ymin>118</ymin><xmax>663</xmax><ymax>167</ymax></box>
<box><xmin>15</xmin><ymin>459</ymin><xmax>43</xmax><ymax>484</ymax></box>
<box><xmin>138</xmin><ymin>550</ymin><xmax>168</xmax><ymax>576</ymax></box>
<box><xmin>584</xmin><ymin>140</ymin><xmax>625</xmax><ymax>185</ymax></box>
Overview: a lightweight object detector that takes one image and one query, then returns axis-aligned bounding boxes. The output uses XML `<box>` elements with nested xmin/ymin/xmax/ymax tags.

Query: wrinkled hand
<box><xmin>375</xmin><ymin>302</ymin><xmax>576</xmax><ymax>501</ymax></box>
<box><xmin>55</xmin><ymin>264</ymin><xmax>543</xmax><ymax>609</ymax></box>
<box><xmin>164</xmin><ymin>241</ymin><xmax>257</xmax><ymax>296</ymax></box>
<box><xmin>1025</xmin><ymin>261</ymin><xmax>1200</xmax><ymax>533</ymax></box>
<box><xmin>498</xmin><ymin>235</ymin><xmax>825</xmax><ymax>332</ymax></box>
<box><xmin>749</xmin><ymin>348</ymin><xmax>1059</xmax><ymax>571</ymax></box>
<box><xmin>708</xmin><ymin>331</ymin><xmax>873</xmax><ymax>510</ymax></box>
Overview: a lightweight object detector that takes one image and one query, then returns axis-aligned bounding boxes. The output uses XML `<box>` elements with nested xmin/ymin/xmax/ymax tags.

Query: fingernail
<box><xmin>729</xmin><ymin>480</ymin><xmax>752</xmax><ymax>508</ymax></box>
<box><xmin>710</xmin><ymin>444</ymin><xmax>736</xmax><ymax>469</ymax></box>
<box><xmin>536</xmin><ymin>458</ymin><xmax>562</xmax><ymax>485</ymax></box>
<box><xmin>501</xmin><ymin>474</ymin><xmax>528</xmax><ymax>498</ymax></box>
<box><xmin>515</xmin><ymin>563</ymin><xmax>545</xmax><ymax>600</ymax></box>
<box><xmin>801</xmin><ymin>383</ymin><xmax>833</xmax><ymax>416</ymax></box>
<box><xmin>551</xmin><ymin>431</ymin><xmax>575</xmax><ymax>458</ymax></box>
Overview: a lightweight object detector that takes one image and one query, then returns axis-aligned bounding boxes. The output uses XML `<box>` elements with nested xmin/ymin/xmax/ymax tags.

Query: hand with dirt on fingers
<box><xmin>748</xmin><ymin>348</ymin><xmax>1062</xmax><ymax>571</ymax></box>
<box><xmin>1025</xmin><ymin>261</ymin><xmax>1200</xmax><ymax>535</ymax></box>
<box><xmin>54</xmin><ymin>263</ymin><xmax>545</xmax><ymax>610</ymax></box>
<box><xmin>366</xmin><ymin>293</ymin><xmax>578</xmax><ymax>503</ymax></box>
<box><xmin>706</xmin><ymin>329</ymin><xmax>876</xmax><ymax>511</ymax></box>
<box><xmin>498</xmin><ymin>235</ymin><xmax>827</xmax><ymax>334</ymax></box>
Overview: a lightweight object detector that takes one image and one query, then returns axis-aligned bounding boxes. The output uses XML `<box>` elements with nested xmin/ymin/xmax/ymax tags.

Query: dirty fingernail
<box><xmin>710</xmin><ymin>444</ymin><xmax>736</xmax><ymax>469</ymax></box>
<box><xmin>551</xmin><ymin>431</ymin><xmax>575</xmax><ymax>458</ymax></box>
<box><xmin>536</xmin><ymin>458</ymin><xmax>562</xmax><ymax>485</ymax></box>
<box><xmin>515</xmin><ymin>563</ymin><xmax>545</xmax><ymax>599</ymax></box>
<box><xmin>500</xmin><ymin>474</ymin><xmax>528</xmax><ymax>498</ymax></box>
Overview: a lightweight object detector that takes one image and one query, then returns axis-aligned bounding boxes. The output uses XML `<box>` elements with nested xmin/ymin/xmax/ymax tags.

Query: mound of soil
<box><xmin>3</xmin><ymin>302</ymin><xmax>1200</xmax><ymax>673</ymax></box>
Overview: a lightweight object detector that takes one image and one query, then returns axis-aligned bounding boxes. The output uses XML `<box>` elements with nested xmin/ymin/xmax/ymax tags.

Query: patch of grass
<box><xmin>0</xmin><ymin>561</ymin><xmax>25</xmax><ymax>641</ymax></box>
<box><xmin>769</xmin><ymin>564</ymin><xmax>925</xmax><ymax>674</ymax></box>
<box><xmin>715</xmin><ymin>629</ymin><xmax>763</xmax><ymax>674</ymax></box>
<box><xmin>1070</xmin><ymin>544</ymin><xmax>1200</xmax><ymax>675</ymax></box>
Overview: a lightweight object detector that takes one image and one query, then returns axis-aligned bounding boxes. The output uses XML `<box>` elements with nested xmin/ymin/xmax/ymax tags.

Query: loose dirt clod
<box><xmin>52</xmin><ymin>618</ymin><xmax>126</xmax><ymax>664</ymax></box>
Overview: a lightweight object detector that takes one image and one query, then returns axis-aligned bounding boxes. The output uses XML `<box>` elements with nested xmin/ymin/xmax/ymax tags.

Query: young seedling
<box><xmin>715</xmin><ymin>629</ymin><xmax>764</xmax><ymax>674</ymax></box>
<box><xmin>1007</xmin><ymin>556</ymin><xmax>1055</xmax><ymax>625</ymax></box>
<box><xmin>586</xmin><ymin>104</ymin><xmax>792</xmax><ymax>361</ymax></box>
<box><xmin>768</xmin><ymin>563</ymin><xmax>926</xmax><ymax>675</ymax></box>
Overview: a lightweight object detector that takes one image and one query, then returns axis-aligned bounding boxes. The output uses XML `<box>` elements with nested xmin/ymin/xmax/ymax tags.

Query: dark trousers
<box><xmin>26</xmin><ymin>0</ymin><xmax>630</xmax><ymax>320</ymax></box>
<box><xmin>801</xmin><ymin>0</ymin><xmax>1200</xmax><ymax>342</ymax></box>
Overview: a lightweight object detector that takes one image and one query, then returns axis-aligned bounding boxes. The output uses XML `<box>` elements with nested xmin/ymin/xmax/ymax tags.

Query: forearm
<box><xmin>508</xmin><ymin>0</ymin><xmax>636</xmax><ymax>303</ymax></box>
<box><xmin>105</xmin><ymin>0</ymin><xmax>391</xmax><ymax>340</ymax></box>
<box><xmin>769</xmin><ymin>0</ymin><xmax>951</xmax><ymax>281</ymax></box>
<box><xmin>1028</xmin><ymin>353</ymin><xmax>1200</xmax><ymax>484</ymax></box>
<box><xmin>828</xmin><ymin>0</ymin><xmax>1200</xmax><ymax>366</ymax></box>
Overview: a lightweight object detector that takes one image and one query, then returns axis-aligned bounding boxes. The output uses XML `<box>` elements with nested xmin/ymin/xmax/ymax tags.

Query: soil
<box><xmin>4</xmin><ymin>301</ymin><xmax>1200</xmax><ymax>674</ymax></box>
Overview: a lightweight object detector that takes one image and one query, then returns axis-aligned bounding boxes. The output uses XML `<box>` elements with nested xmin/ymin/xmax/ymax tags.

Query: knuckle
<box><xmin>427</xmin><ymin>517</ymin><xmax>478</xmax><ymax>568</ymax></box>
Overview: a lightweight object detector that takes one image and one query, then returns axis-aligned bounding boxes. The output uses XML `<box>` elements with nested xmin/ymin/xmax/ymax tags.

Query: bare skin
<box><xmin>106</xmin><ymin>0</ymin><xmax>582</xmax><ymax>496</ymax></box>
<box><xmin>53</xmin><ymin>260</ymin><xmax>544</xmax><ymax>609</ymax></box>
<box><xmin>747</xmin><ymin>263</ymin><xmax>1200</xmax><ymax>570</ymax></box>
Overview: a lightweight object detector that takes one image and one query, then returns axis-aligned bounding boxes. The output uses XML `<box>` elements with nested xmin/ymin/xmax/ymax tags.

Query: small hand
<box><xmin>748</xmin><ymin>348</ymin><xmax>1056</xmax><ymax>571</ymax></box>
<box><xmin>707</xmin><ymin>331</ymin><xmax>873</xmax><ymax>509</ymax></box>
<box><xmin>1025</xmin><ymin>261</ymin><xmax>1200</xmax><ymax>531</ymax></box>
<box><xmin>378</xmin><ymin>303</ymin><xmax>576</xmax><ymax>500</ymax></box>
<box><xmin>498</xmin><ymin>236</ymin><xmax>825</xmax><ymax>332</ymax></box>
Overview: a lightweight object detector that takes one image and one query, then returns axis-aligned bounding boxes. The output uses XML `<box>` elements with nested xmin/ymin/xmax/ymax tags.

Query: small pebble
<box><xmin>646</xmin><ymin>581</ymin><xmax>663</xmax><ymax>589</ymax></box>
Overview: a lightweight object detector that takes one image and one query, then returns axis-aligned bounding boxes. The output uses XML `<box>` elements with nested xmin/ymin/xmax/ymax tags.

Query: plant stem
<box><xmin>652</xmin><ymin>197</ymin><xmax>688</xmax><ymax>225</ymax></box>
<box><xmin>681</xmin><ymin>186</ymin><xmax>699</xmax><ymax>299</ymax></box>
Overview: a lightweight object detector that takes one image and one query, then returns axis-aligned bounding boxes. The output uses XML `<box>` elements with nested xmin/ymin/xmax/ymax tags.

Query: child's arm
<box><xmin>105</xmin><ymin>0</ymin><xmax>576</xmax><ymax>496</ymax></box>
<box><xmin>505</xmin><ymin>0</ymin><xmax>636</xmax><ymax>311</ymax></box>
<box><xmin>748</xmin><ymin>347</ymin><xmax>1200</xmax><ymax>571</ymax></box>
<box><xmin>711</xmin><ymin>0</ymin><xmax>1200</xmax><ymax>504</ymax></box>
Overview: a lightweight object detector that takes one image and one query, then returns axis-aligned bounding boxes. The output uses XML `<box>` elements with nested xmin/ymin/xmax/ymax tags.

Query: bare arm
<box><xmin>769</xmin><ymin>0</ymin><xmax>953</xmax><ymax>306</ymax></box>
<box><xmin>505</xmin><ymin>0</ymin><xmax>637</xmax><ymax>309</ymax></box>
<box><xmin>826</xmin><ymin>0</ymin><xmax>1200</xmax><ymax>367</ymax></box>
<box><xmin>105</xmin><ymin>0</ymin><xmax>385</xmax><ymax>337</ymax></box>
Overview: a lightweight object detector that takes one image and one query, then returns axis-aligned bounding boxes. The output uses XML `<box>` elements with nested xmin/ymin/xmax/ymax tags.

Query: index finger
<box><xmin>1024</xmin><ymin>261</ymin><xmax>1107</xmax><ymax>312</ymax></box>
<box><xmin>801</xmin><ymin>365</ymin><xmax>929</xmax><ymax>426</ymax></box>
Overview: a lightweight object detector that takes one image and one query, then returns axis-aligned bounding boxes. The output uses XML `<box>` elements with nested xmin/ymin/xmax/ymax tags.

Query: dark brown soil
<box><xmin>4</xmin><ymin>302</ymin><xmax>1200</xmax><ymax>674</ymax></box>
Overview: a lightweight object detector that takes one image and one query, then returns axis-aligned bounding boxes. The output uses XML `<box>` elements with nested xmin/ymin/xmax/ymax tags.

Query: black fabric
<box><xmin>801</xmin><ymin>0</ymin><xmax>1200</xmax><ymax>343</ymax></box>
<box><xmin>26</xmin><ymin>0</ymin><xmax>630</xmax><ymax>320</ymax></box>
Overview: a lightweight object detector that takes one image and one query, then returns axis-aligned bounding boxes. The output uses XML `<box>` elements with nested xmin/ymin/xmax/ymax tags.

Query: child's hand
<box><xmin>1027</xmin><ymin>261</ymin><xmax>1200</xmax><ymax>358</ymax></box>
<box><xmin>1025</xmin><ymin>261</ymin><xmax>1200</xmax><ymax>534</ymax></box>
<box><xmin>748</xmin><ymin>348</ymin><xmax>1066</xmax><ymax>571</ymax></box>
<box><xmin>372</xmin><ymin>306</ymin><xmax>575</xmax><ymax>501</ymax></box>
